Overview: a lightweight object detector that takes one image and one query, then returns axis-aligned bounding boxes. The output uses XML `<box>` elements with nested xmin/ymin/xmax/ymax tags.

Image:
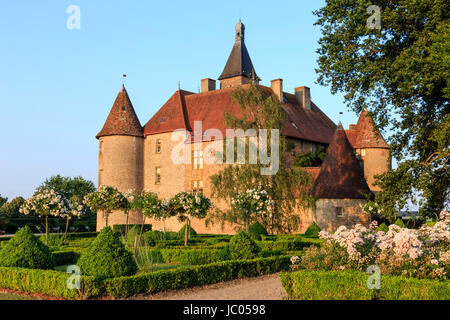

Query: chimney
<box><xmin>271</xmin><ymin>79</ymin><xmax>283</xmax><ymax>102</ymax></box>
<box><xmin>201</xmin><ymin>78</ymin><xmax>216</xmax><ymax>92</ymax></box>
<box><xmin>294</xmin><ymin>86</ymin><xmax>311</xmax><ymax>110</ymax></box>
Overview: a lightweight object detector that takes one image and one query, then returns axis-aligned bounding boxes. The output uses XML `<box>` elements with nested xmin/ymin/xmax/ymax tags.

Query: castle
<box><xmin>95</xmin><ymin>21</ymin><xmax>391</xmax><ymax>233</ymax></box>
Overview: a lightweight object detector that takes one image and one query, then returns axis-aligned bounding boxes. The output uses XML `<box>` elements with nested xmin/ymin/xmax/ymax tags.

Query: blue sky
<box><xmin>0</xmin><ymin>0</ymin><xmax>392</xmax><ymax>200</ymax></box>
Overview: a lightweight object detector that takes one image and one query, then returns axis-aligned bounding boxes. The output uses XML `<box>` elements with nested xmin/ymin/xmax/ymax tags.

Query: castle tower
<box><xmin>346</xmin><ymin>110</ymin><xmax>391</xmax><ymax>192</ymax></box>
<box><xmin>218</xmin><ymin>20</ymin><xmax>260</xmax><ymax>89</ymax></box>
<box><xmin>311</xmin><ymin>123</ymin><xmax>372</xmax><ymax>231</ymax></box>
<box><xmin>95</xmin><ymin>85</ymin><xmax>144</xmax><ymax>231</ymax></box>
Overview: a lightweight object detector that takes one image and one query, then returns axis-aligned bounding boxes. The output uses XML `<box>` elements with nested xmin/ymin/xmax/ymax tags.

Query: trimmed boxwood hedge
<box><xmin>257</xmin><ymin>238</ymin><xmax>321</xmax><ymax>251</ymax></box>
<box><xmin>281</xmin><ymin>270</ymin><xmax>450</xmax><ymax>300</ymax></box>
<box><xmin>52</xmin><ymin>251</ymin><xmax>81</xmax><ymax>266</ymax></box>
<box><xmin>0</xmin><ymin>255</ymin><xmax>290</xmax><ymax>299</ymax></box>
<box><xmin>104</xmin><ymin>255</ymin><xmax>291</xmax><ymax>298</ymax></box>
<box><xmin>0</xmin><ymin>266</ymin><xmax>103</xmax><ymax>299</ymax></box>
<box><xmin>159</xmin><ymin>248</ymin><xmax>224</xmax><ymax>265</ymax></box>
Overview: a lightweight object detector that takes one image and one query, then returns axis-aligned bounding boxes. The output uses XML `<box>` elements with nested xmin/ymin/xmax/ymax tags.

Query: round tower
<box><xmin>347</xmin><ymin>110</ymin><xmax>391</xmax><ymax>192</ymax></box>
<box><xmin>96</xmin><ymin>85</ymin><xmax>144</xmax><ymax>231</ymax></box>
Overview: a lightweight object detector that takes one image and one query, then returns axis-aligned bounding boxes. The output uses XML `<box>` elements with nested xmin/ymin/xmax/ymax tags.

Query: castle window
<box><xmin>193</xmin><ymin>150</ymin><xmax>203</xmax><ymax>169</ymax></box>
<box><xmin>335</xmin><ymin>207</ymin><xmax>343</xmax><ymax>218</ymax></box>
<box><xmin>156</xmin><ymin>139</ymin><xmax>162</xmax><ymax>153</ymax></box>
<box><xmin>155</xmin><ymin>167</ymin><xmax>161</xmax><ymax>184</ymax></box>
<box><xmin>361</xmin><ymin>149</ymin><xmax>366</xmax><ymax>157</ymax></box>
<box><xmin>192</xmin><ymin>180</ymin><xmax>203</xmax><ymax>194</ymax></box>
<box><xmin>121</xmin><ymin>106</ymin><xmax>126</xmax><ymax>111</ymax></box>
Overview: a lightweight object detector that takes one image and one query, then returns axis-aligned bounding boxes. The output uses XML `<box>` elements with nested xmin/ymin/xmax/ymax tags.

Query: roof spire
<box><xmin>235</xmin><ymin>19</ymin><xmax>244</xmax><ymax>42</ymax></box>
<box><xmin>218</xmin><ymin>20</ymin><xmax>260</xmax><ymax>82</ymax></box>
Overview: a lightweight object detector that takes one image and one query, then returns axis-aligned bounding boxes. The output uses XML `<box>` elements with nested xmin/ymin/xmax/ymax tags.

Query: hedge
<box><xmin>52</xmin><ymin>251</ymin><xmax>81</xmax><ymax>266</ymax></box>
<box><xmin>104</xmin><ymin>255</ymin><xmax>291</xmax><ymax>298</ymax></box>
<box><xmin>281</xmin><ymin>270</ymin><xmax>450</xmax><ymax>300</ymax></box>
<box><xmin>0</xmin><ymin>266</ymin><xmax>103</xmax><ymax>299</ymax></box>
<box><xmin>113</xmin><ymin>224</ymin><xmax>152</xmax><ymax>236</ymax></box>
<box><xmin>159</xmin><ymin>248</ymin><xmax>224</xmax><ymax>265</ymax></box>
<box><xmin>257</xmin><ymin>238</ymin><xmax>322</xmax><ymax>251</ymax></box>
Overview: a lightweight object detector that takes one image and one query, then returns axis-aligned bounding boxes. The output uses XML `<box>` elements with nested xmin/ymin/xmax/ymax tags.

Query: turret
<box><xmin>311</xmin><ymin>123</ymin><xmax>372</xmax><ymax>231</ymax></box>
<box><xmin>346</xmin><ymin>110</ymin><xmax>391</xmax><ymax>192</ymax></box>
<box><xmin>96</xmin><ymin>85</ymin><xmax>144</xmax><ymax>230</ymax></box>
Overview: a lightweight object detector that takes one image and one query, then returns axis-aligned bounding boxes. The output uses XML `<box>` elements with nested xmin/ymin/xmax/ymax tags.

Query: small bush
<box><xmin>78</xmin><ymin>226</ymin><xmax>137</xmax><ymax>279</ymax></box>
<box><xmin>249</xmin><ymin>222</ymin><xmax>268</xmax><ymax>240</ymax></box>
<box><xmin>377</xmin><ymin>222</ymin><xmax>389</xmax><ymax>232</ymax></box>
<box><xmin>304</xmin><ymin>222</ymin><xmax>321</xmax><ymax>237</ymax></box>
<box><xmin>178</xmin><ymin>225</ymin><xmax>197</xmax><ymax>238</ymax></box>
<box><xmin>0</xmin><ymin>226</ymin><xmax>54</xmax><ymax>269</ymax></box>
<box><xmin>229</xmin><ymin>231</ymin><xmax>261</xmax><ymax>260</ymax></box>
<box><xmin>395</xmin><ymin>218</ymin><xmax>406</xmax><ymax>228</ymax></box>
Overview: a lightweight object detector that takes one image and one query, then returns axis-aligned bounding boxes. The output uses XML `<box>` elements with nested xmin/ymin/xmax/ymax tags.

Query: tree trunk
<box><xmin>64</xmin><ymin>216</ymin><xmax>70</xmax><ymax>244</ymax></box>
<box><xmin>184</xmin><ymin>220</ymin><xmax>189</xmax><ymax>246</ymax></box>
<box><xmin>125</xmin><ymin>212</ymin><xmax>129</xmax><ymax>237</ymax></box>
<box><xmin>45</xmin><ymin>216</ymin><xmax>48</xmax><ymax>245</ymax></box>
<box><xmin>187</xmin><ymin>219</ymin><xmax>191</xmax><ymax>241</ymax></box>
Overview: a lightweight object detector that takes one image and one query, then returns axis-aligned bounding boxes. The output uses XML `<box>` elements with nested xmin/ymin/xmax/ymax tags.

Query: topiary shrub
<box><xmin>377</xmin><ymin>222</ymin><xmax>389</xmax><ymax>233</ymax></box>
<box><xmin>178</xmin><ymin>225</ymin><xmax>197</xmax><ymax>238</ymax></box>
<box><xmin>249</xmin><ymin>222</ymin><xmax>268</xmax><ymax>240</ymax></box>
<box><xmin>304</xmin><ymin>222</ymin><xmax>321</xmax><ymax>237</ymax></box>
<box><xmin>78</xmin><ymin>226</ymin><xmax>137</xmax><ymax>279</ymax></box>
<box><xmin>0</xmin><ymin>226</ymin><xmax>54</xmax><ymax>269</ymax></box>
<box><xmin>229</xmin><ymin>231</ymin><xmax>261</xmax><ymax>260</ymax></box>
<box><xmin>395</xmin><ymin>218</ymin><xmax>406</xmax><ymax>228</ymax></box>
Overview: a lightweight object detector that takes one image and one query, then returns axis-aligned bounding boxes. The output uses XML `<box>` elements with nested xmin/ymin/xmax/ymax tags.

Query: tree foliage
<box><xmin>208</xmin><ymin>83</ymin><xmax>315</xmax><ymax>233</ymax></box>
<box><xmin>0</xmin><ymin>196</ymin><xmax>25</xmax><ymax>218</ymax></box>
<box><xmin>314</xmin><ymin>0</ymin><xmax>449</xmax><ymax>219</ymax></box>
<box><xmin>294</xmin><ymin>146</ymin><xmax>326</xmax><ymax>167</ymax></box>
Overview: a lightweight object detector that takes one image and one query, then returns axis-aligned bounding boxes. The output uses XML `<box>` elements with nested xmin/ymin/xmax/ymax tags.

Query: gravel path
<box><xmin>129</xmin><ymin>273</ymin><xmax>287</xmax><ymax>300</ymax></box>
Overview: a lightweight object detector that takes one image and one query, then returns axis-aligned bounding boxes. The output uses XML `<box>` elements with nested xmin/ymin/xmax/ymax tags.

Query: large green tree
<box><xmin>0</xmin><ymin>194</ymin><xmax>7</xmax><ymax>209</ymax></box>
<box><xmin>314</xmin><ymin>0</ymin><xmax>449</xmax><ymax>220</ymax></box>
<box><xmin>207</xmin><ymin>83</ymin><xmax>315</xmax><ymax>233</ymax></box>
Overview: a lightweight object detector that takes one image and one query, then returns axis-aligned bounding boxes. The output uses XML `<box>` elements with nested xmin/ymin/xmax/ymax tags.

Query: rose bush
<box><xmin>302</xmin><ymin>211</ymin><xmax>450</xmax><ymax>279</ymax></box>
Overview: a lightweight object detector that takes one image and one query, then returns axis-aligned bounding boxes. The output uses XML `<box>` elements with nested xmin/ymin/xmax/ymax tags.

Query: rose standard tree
<box><xmin>168</xmin><ymin>192</ymin><xmax>212</xmax><ymax>246</ymax></box>
<box><xmin>130</xmin><ymin>190</ymin><xmax>173</xmax><ymax>241</ymax></box>
<box><xmin>83</xmin><ymin>185</ymin><xmax>128</xmax><ymax>228</ymax></box>
<box><xmin>231</xmin><ymin>187</ymin><xmax>274</xmax><ymax>233</ymax></box>
<box><xmin>20</xmin><ymin>188</ymin><xmax>76</xmax><ymax>245</ymax></box>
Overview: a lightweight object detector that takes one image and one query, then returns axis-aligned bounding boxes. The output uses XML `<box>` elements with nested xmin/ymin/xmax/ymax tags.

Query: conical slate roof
<box><xmin>96</xmin><ymin>85</ymin><xmax>143</xmax><ymax>139</ymax></box>
<box><xmin>311</xmin><ymin>123</ymin><xmax>372</xmax><ymax>199</ymax></box>
<box><xmin>218</xmin><ymin>21</ymin><xmax>260</xmax><ymax>81</ymax></box>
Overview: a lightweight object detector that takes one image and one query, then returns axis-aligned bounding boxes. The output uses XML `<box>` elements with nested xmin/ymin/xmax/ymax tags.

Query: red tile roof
<box><xmin>311</xmin><ymin>123</ymin><xmax>372</xmax><ymax>199</ymax></box>
<box><xmin>96</xmin><ymin>85</ymin><xmax>143</xmax><ymax>139</ymax></box>
<box><xmin>143</xmin><ymin>84</ymin><xmax>337</xmax><ymax>144</ymax></box>
<box><xmin>346</xmin><ymin>110</ymin><xmax>389</xmax><ymax>149</ymax></box>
